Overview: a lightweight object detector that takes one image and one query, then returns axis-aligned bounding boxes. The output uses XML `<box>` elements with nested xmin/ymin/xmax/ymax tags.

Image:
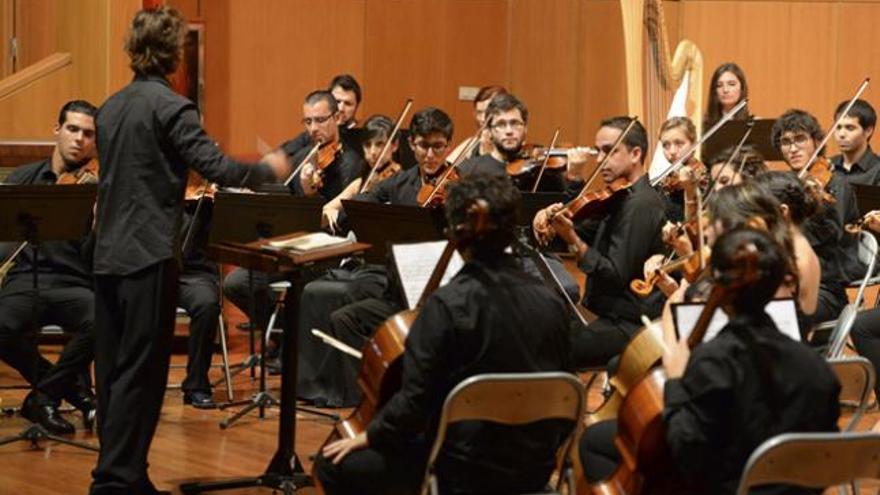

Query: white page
<box><xmin>392</xmin><ymin>240</ymin><xmax>465</xmax><ymax>309</ymax></box>
<box><xmin>674</xmin><ymin>299</ymin><xmax>801</xmax><ymax>343</ymax></box>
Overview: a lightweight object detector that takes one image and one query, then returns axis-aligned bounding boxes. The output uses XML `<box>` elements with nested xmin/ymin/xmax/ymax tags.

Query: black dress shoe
<box><xmin>21</xmin><ymin>392</ymin><xmax>75</xmax><ymax>435</ymax></box>
<box><xmin>64</xmin><ymin>388</ymin><xmax>97</xmax><ymax>430</ymax></box>
<box><xmin>183</xmin><ymin>391</ymin><xmax>216</xmax><ymax>409</ymax></box>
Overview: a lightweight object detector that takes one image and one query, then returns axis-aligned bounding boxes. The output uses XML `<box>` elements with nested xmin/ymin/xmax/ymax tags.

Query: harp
<box><xmin>621</xmin><ymin>0</ymin><xmax>703</xmax><ymax>157</ymax></box>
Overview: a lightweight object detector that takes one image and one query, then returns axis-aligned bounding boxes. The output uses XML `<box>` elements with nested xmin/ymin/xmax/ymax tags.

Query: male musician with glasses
<box><xmin>533</xmin><ymin>117</ymin><xmax>667</xmax><ymax>370</ymax></box>
<box><xmin>771</xmin><ymin>110</ymin><xmax>860</xmax><ymax>324</ymax></box>
<box><xmin>0</xmin><ymin>100</ymin><xmax>99</xmax><ymax>435</ymax></box>
<box><xmin>459</xmin><ymin>92</ymin><xmax>575</xmax><ymax>192</ymax></box>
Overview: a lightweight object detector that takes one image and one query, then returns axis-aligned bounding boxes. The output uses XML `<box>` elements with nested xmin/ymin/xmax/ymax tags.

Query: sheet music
<box><xmin>673</xmin><ymin>299</ymin><xmax>801</xmax><ymax>342</ymax></box>
<box><xmin>392</xmin><ymin>240</ymin><xmax>465</xmax><ymax>309</ymax></box>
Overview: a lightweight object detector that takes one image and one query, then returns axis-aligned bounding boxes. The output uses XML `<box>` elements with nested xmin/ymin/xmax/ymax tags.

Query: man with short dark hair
<box><xmin>91</xmin><ymin>7</ymin><xmax>282</xmax><ymax>494</ymax></box>
<box><xmin>315</xmin><ymin>173</ymin><xmax>573</xmax><ymax>495</ymax></box>
<box><xmin>831</xmin><ymin>99</ymin><xmax>880</xmax><ymax>185</ymax></box>
<box><xmin>0</xmin><ymin>99</ymin><xmax>99</xmax><ymax>435</ymax></box>
<box><xmin>535</xmin><ymin>116</ymin><xmax>666</xmax><ymax>369</ymax></box>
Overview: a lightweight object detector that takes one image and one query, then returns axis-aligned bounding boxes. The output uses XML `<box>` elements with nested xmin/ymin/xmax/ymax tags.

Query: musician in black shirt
<box><xmin>0</xmin><ymin>100</ymin><xmax>99</xmax><ymax>435</ymax></box>
<box><xmin>315</xmin><ymin>173</ymin><xmax>573</xmax><ymax>495</ymax></box>
<box><xmin>90</xmin><ymin>8</ymin><xmax>283</xmax><ymax>494</ymax></box>
<box><xmin>580</xmin><ymin>228</ymin><xmax>840</xmax><ymax>495</ymax></box>
<box><xmin>534</xmin><ymin>117</ymin><xmax>666</xmax><ymax>369</ymax></box>
<box><xmin>831</xmin><ymin>99</ymin><xmax>880</xmax><ymax>186</ymax></box>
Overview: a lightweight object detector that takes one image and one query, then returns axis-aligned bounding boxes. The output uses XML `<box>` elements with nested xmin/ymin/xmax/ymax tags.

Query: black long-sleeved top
<box><xmin>803</xmin><ymin>174</ymin><xmax>865</xmax><ymax>283</ymax></box>
<box><xmin>355</xmin><ymin>165</ymin><xmax>422</xmax><ymax>206</ymax></box>
<box><xmin>94</xmin><ymin>75</ymin><xmax>275</xmax><ymax>275</ymax></box>
<box><xmin>366</xmin><ymin>254</ymin><xmax>573</xmax><ymax>494</ymax></box>
<box><xmin>831</xmin><ymin>146</ymin><xmax>880</xmax><ymax>187</ymax></box>
<box><xmin>575</xmin><ymin>174</ymin><xmax>667</xmax><ymax>325</ymax></box>
<box><xmin>663</xmin><ymin>313</ymin><xmax>840</xmax><ymax>494</ymax></box>
<box><xmin>1</xmin><ymin>160</ymin><xmax>94</xmax><ymax>293</ymax></box>
<box><xmin>288</xmin><ymin>143</ymin><xmax>364</xmax><ymax>201</ymax></box>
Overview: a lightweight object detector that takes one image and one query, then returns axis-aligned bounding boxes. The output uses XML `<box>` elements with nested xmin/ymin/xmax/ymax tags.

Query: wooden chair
<box><xmin>419</xmin><ymin>372</ymin><xmax>585</xmax><ymax>495</ymax></box>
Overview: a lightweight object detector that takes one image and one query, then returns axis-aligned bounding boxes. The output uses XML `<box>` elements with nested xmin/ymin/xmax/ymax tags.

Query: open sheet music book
<box><xmin>267</xmin><ymin>232</ymin><xmax>353</xmax><ymax>253</ymax></box>
<box><xmin>672</xmin><ymin>298</ymin><xmax>801</xmax><ymax>343</ymax></box>
<box><xmin>392</xmin><ymin>240</ymin><xmax>465</xmax><ymax>310</ymax></box>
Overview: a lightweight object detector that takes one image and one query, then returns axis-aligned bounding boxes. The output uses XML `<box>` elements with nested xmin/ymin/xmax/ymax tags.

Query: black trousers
<box><xmin>314</xmin><ymin>439</ymin><xmax>430</xmax><ymax>495</ymax></box>
<box><xmin>851</xmin><ymin>306</ymin><xmax>880</xmax><ymax>395</ymax></box>
<box><xmin>0</xmin><ymin>280</ymin><xmax>94</xmax><ymax>404</ymax></box>
<box><xmin>571</xmin><ymin>316</ymin><xmax>640</xmax><ymax>370</ymax></box>
<box><xmin>579</xmin><ymin>419</ymin><xmax>621</xmax><ymax>483</ymax></box>
<box><xmin>222</xmin><ymin>267</ymin><xmax>286</xmax><ymax>332</ymax></box>
<box><xmin>91</xmin><ymin>259</ymin><xmax>179</xmax><ymax>495</ymax></box>
<box><xmin>178</xmin><ymin>270</ymin><xmax>221</xmax><ymax>393</ymax></box>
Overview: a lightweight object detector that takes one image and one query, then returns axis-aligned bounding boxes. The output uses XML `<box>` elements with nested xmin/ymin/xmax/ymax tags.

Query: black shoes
<box><xmin>183</xmin><ymin>390</ymin><xmax>216</xmax><ymax>409</ymax></box>
<box><xmin>21</xmin><ymin>391</ymin><xmax>75</xmax><ymax>435</ymax></box>
<box><xmin>64</xmin><ymin>387</ymin><xmax>97</xmax><ymax>430</ymax></box>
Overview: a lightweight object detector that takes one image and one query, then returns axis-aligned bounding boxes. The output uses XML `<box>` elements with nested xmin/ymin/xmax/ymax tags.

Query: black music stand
<box><xmin>701</xmin><ymin>119</ymin><xmax>782</xmax><ymax>163</ymax></box>
<box><xmin>208</xmin><ymin>192</ymin><xmax>336</xmax><ymax>426</ymax></box>
<box><xmin>518</xmin><ymin>192</ymin><xmax>567</xmax><ymax>226</ymax></box>
<box><xmin>0</xmin><ymin>184</ymin><xmax>99</xmax><ymax>452</ymax></box>
<box><xmin>342</xmin><ymin>200</ymin><xmax>445</xmax><ymax>263</ymax></box>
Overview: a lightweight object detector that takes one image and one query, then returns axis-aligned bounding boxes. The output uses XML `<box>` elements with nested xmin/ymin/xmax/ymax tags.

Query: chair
<box><xmin>420</xmin><ymin>372</ymin><xmax>585</xmax><ymax>495</ymax></box>
<box><xmin>827</xmin><ymin>356</ymin><xmax>875</xmax><ymax>432</ymax></box>
<box><xmin>263</xmin><ymin>280</ymin><xmax>290</xmax><ymax>349</ymax></box>
<box><xmin>734</xmin><ymin>431</ymin><xmax>880</xmax><ymax>495</ymax></box>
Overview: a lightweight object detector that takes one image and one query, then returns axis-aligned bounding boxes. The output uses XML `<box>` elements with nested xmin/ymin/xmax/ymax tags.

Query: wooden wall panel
<box><xmin>13</xmin><ymin>0</ymin><xmax>58</xmax><ymax>71</ymax></box>
<box><xmin>0</xmin><ymin>0</ymin><xmax>14</xmax><ymax>78</ymax></box>
<box><xmin>361</xmin><ymin>0</ymin><xmax>508</xmax><ymax>144</ymax></box>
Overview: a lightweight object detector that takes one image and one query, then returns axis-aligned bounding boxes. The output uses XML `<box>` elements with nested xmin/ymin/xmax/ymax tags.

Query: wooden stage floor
<box><xmin>2</xmin><ymin>329</ymin><xmax>879</xmax><ymax>494</ymax></box>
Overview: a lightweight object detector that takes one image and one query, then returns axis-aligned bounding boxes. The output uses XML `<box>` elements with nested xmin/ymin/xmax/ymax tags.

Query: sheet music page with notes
<box><xmin>392</xmin><ymin>240</ymin><xmax>465</xmax><ymax>309</ymax></box>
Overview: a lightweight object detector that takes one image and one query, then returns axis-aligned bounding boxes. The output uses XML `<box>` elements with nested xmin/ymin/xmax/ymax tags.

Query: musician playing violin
<box><xmin>0</xmin><ymin>100</ymin><xmax>99</xmax><ymax>435</ymax></box>
<box><xmin>580</xmin><ymin>228</ymin><xmax>839</xmax><ymax>495</ymax></box>
<box><xmin>315</xmin><ymin>174</ymin><xmax>573</xmax><ymax>495</ymax></box>
<box><xmin>655</xmin><ymin>117</ymin><xmax>706</xmax><ymax>223</ymax></box>
<box><xmin>534</xmin><ymin>117</ymin><xmax>667</xmax><ymax>369</ymax></box>
<box><xmin>445</xmin><ymin>85</ymin><xmax>506</xmax><ymax>164</ymax></box>
<box><xmin>772</xmin><ymin>110</ymin><xmax>865</xmax><ymax>283</ymax></box>
<box><xmin>458</xmin><ymin>93</ymin><xmax>569</xmax><ymax>192</ymax></box>
<box><xmin>290</xmin><ymin>90</ymin><xmax>365</xmax><ymax>200</ymax></box>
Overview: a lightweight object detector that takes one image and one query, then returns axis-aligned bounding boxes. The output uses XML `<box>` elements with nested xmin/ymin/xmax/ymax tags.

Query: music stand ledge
<box><xmin>181</xmin><ymin>233</ymin><xmax>370</xmax><ymax>494</ymax></box>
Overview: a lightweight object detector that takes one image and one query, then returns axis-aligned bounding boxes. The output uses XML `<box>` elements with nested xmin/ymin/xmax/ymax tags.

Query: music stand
<box><xmin>853</xmin><ymin>184</ymin><xmax>880</xmax><ymax>214</ymax></box>
<box><xmin>518</xmin><ymin>192</ymin><xmax>567</xmax><ymax>226</ymax></box>
<box><xmin>0</xmin><ymin>184</ymin><xmax>99</xmax><ymax>452</ymax></box>
<box><xmin>209</xmin><ymin>192</ymin><xmax>336</xmax><ymax>426</ymax></box>
<box><xmin>701</xmin><ymin>119</ymin><xmax>782</xmax><ymax>164</ymax></box>
<box><xmin>342</xmin><ymin>200</ymin><xmax>445</xmax><ymax>263</ymax></box>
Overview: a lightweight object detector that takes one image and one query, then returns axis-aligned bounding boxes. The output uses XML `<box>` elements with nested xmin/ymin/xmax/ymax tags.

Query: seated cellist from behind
<box><xmin>579</xmin><ymin>227</ymin><xmax>840</xmax><ymax>495</ymax></box>
<box><xmin>315</xmin><ymin>173</ymin><xmax>573</xmax><ymax>495</ymax></box>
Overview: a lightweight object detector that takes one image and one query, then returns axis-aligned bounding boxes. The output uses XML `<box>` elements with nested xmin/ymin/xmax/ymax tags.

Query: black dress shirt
<box><xmin>288</xmin><ymin>143</ymin><xmax>364</xmax><ymax>201</ymax></box>
<box><xmin>94</xmin><ymin>75</ymin><xmax>275</xmax><ymax>275</ymax></box>
<box><xmin>804</xmin><ymin>174</ymin><xmax>865</xmax><ymax>283</ymax></box>
<box><xmin>355</xmin><ymin>165</ymin><xmax>422</xmax><ymax>206</ymax></box>
<box><xmin>1</xmin><ymin>160</ymin><xmax>93</xmax><ymax>292</ymax></box>
<box><xmin>366</xmin><ymin>254</ymin><xmax>573</xmax><ymax>494</ymax></box>
<box><xmin>459</xmin><ymin>153</ymin><xmax>567</xmax><ymax>192</ymax></box>
<box><xmin>663</xmin><ymin>312</ymin><xmax>840</xmax><ymax>494</ymax></box>
<box><xmin>576</xmin><ymin>174</ymin><xmax>667</xmax><ymax>325</ymax></box>
<box><xmin>831</xmin><ymin>146</ymin><xmax>880</xmax><ymax>186</ymax></box>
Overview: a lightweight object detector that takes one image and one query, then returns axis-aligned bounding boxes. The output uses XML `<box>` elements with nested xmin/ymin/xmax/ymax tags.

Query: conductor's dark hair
<box><xmin>304</xmin><ymin>90</ymin><xmax>339</xmax><ymax>115</ymax></box>
<box><xmin>409</xmin><ymin>107</ymin><xmax>454</xmax><ymax>141</ymax></box>
<box><xmin>445</xmin><ymin>173</ymin><xmax>520</xmax><ymax>255</ymax></box>
<box><xmin>599</xmin><ymin>116</ymin><xmax>649</xmax><ymax>165</ymax></box>
<box><xmin>58</xmin><ymin>100</ymin><xmax>97</xmax><ymax>126</ymax></box>
<box><xmin>125</xmin><ymin>6</ymin><xmax>186</xmax><ymax>76</ymax></box>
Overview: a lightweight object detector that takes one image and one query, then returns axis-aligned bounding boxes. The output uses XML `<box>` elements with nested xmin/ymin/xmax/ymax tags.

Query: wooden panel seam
<box><xmin>0</xmin><ymin>52</ymin><xmax>71</xmax><ymax>101</ymax></box>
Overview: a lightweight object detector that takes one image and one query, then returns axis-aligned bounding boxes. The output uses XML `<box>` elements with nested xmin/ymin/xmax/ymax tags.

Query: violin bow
<box><xmin>651</xmin><ymin>98</ymin><xmax>748</xmax><ymax>188</ymax></box>
<box><xmin>359</xmin><ymin>98</ymin><xmax>413</xmax><ymax>194</ymax></box>
<box><xmin>530</xmin><ymin>128</ymin><xmax>562</xmax><ymax>193</ymax></box>
<box><xmin>797</xmin><ymin>77</ymin><xmax>870</xmax><ymax>180</ymax></box>
<box><xmin>702</xmin><ymin>118</ymin><xmax>755</xmax><ymax>201</ymax></box>
<box><xmin>283</xmin><ymin>140</ymin><xmax>322</xmax><ymax>187</ymax></box>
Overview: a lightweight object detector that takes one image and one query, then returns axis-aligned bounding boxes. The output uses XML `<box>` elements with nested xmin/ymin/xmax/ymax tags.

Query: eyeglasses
<box><xmin>412</xmin><ymin>141</ymin><xmax>449</xmax><ymax>154</ymax></box>
<box><xmin>302</xmin><ymin>114</ymin><xmax>334</xmax><ymax>126</ymax></box>
<box><xmin>779</xmin><ymin>134</ymin><xmax>811</xmax><ymax>149</ymax></box>
<box><xmin>491</xmin><ymin>119</ymin><xmax>525</xmax><ymax>131</ymax></box>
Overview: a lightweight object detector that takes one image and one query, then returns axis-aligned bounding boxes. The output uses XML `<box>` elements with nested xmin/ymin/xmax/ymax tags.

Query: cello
<box><xmin>582</xmin><ymin>242</ymin><xmax>761</xmax><ymax>495</ymax></box>
<box><xmin>314</xmin><ymin>199</ymin><xmax>493</xmax><ymax>492</ymax></box>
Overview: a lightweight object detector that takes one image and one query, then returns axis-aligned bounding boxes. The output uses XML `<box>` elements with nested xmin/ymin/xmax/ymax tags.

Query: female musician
<box><xmin>580</xmin><ymin>227</ymin><xmax>840</xmax><ymax>495</ymax></box>
<box><xmin>315</xmin><ymin>174</ymin><xmax>572</xmax><ymax>495</ymax></box>
<box><xmin>703</xmin><ymin>62</ymin><xmax>751</xmax><ymax>131</ymax></box>
<box><xmin>655</xmin><ymin>116</ymin><xmax>703</xmax><ymax>223</ymax></box>
<box><xmin>705</xmin><ymin>144</ymin><xmax>767</xmax><ymax>193</ymax></box>
<box><xmin>322</xmin><ymin>115</ymin><xmax>401</xmax><ymax>232</ymax></box>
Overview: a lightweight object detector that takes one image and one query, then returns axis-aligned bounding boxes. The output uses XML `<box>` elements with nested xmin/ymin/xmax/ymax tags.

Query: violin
<box><xmin>659</xmin><ymin>159</ymin><xmax>707</xmax><ymax>194</ymax></box>
<box><xmin>800</xmin><ymin>156</ymin><xmax>836</xmax><ymax>205</ymax></box>
<box><xmin>363</xmin><ymin>161</ymin><xmax>402</xmax><ymax>193</ymax></box>
<box><xmin>311</xmin><ymin>140</ymin><xmax>344</xmax><ymax>187</ymax></box>
<box><xmin>184</xmin><ymin>169</ymin><xmax>216</xmax><ymax>201</ymax></box>
<box><xmin>845</xmin><ymin>210</ymin><xmax>880</xmax><ymax>235</ymax></box>
<box><xmin>57</xmin><ymin>160</ymin><xmax>99</xmax><ymax>185</ymax></box>
<box><xmin>315</xmin><ymin>200</ymin><xmax>492</xmax><ymax>493</ymax></box>
<box><xmin>584</xmin><ymin>243</ymin><xmax>760</xmax><ymax>495</ymax></box>
<box><xmin>557</xmin><ymin>176</ymin><xmax>631</xmax><ymax>222</ymax></box>
<box><xmin>630</xmin><ymin>245</ymin><xmax>710</xmax><ymax>298</ymax></box>
<box><xmin>417</xmin><ymin>165</ymin><xmax>460</xmax><ymax>207</ymax></box>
